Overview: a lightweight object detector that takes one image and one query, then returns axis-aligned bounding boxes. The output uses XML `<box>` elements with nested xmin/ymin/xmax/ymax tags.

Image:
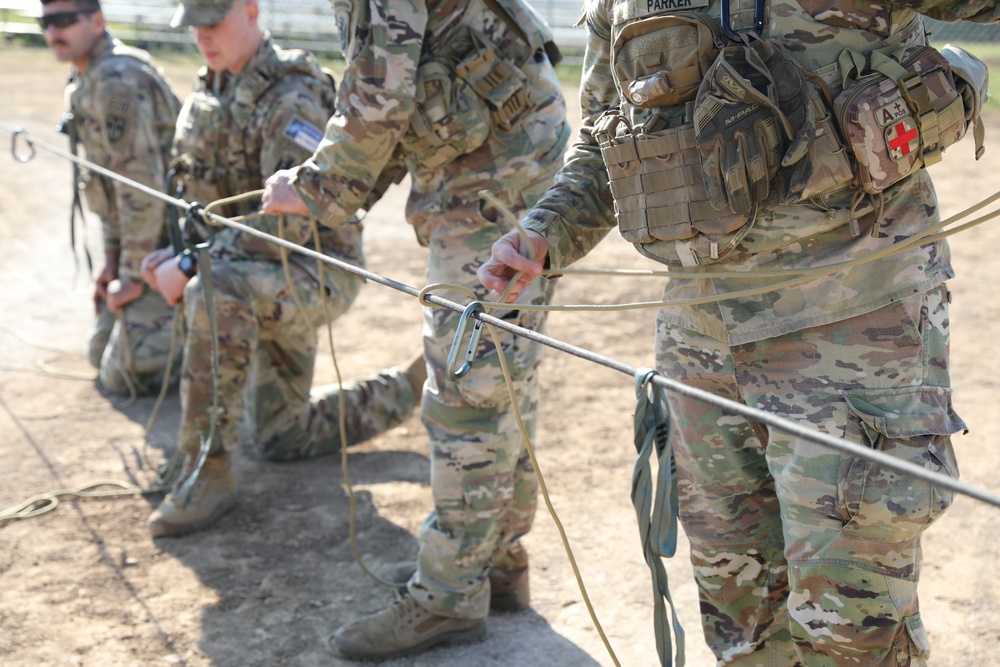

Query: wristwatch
<box><xmin>177</xmin><ymin>249</ymin><xmax>198</xmax><ymax>278</ymax></box>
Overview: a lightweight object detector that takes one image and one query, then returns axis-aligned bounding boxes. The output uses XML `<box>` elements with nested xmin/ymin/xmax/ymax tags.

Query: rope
<box><xmin>5</xmin><ymin>119</ymin><xmax>998</xmax><ymax>503</ymax></box>
<box><xmin>7</xmin><ymin>120</ymin><xmax>1000</xmax><ymax>667</ymax></box>
<box><xmin>0</xmin><ymin>480</ymin><xmax>154</xmax><ymax>527</ymax></box>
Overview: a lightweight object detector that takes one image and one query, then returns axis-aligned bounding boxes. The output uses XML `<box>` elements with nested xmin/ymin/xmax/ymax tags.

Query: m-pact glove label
<box><xmin>283</xmin><ymin>115</ymin><xmax>324</xmax><ymax>154</ymax></box>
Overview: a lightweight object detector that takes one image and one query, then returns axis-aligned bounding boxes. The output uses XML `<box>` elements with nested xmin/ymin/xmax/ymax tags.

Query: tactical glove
<box><xmin>693</xmin><ymin>39</ymin><xmax>815</xmax><ymax>215</ymax></box>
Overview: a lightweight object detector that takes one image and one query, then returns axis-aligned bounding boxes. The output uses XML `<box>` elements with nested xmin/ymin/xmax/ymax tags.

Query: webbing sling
<box><xmin>60</xmin><ymin>113</ymin><xmax>94</xmax><ymax>274</ymax></box>
<box><xmin>631</xmin><ymin>369</ymin><xmax>685</xmax><ymax>666</ymax></box>
<box><xmin>176</xmin><ymin>208</ymin><xmax>224</xmax><ymax>506</ymax></box>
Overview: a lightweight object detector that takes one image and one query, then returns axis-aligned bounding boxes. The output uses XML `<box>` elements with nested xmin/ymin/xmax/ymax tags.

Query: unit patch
<box><xmin>283</xmin><ymin>115</ymin><xmax>324</xmax><ymax>153</ymax></box>
<box><xmin>104</xmin><ymin>96</ymin><xmax>134</xmax><ymax>145</ymax></box>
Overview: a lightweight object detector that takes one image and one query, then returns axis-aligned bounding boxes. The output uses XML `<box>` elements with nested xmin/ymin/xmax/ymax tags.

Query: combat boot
<box><xmin>389</xmin><ymin>541</ymin><xmax>530</xmax><ymax>612</ymax></box>
<box><xmin>326</xmin><ymin>593</ymin><xmax>486</xmax><ymax>661</ymax></box>
<box><xmin>147</xmin><ymin>454</ymin><xmax>238</xmax><ymax>538</ymax></box>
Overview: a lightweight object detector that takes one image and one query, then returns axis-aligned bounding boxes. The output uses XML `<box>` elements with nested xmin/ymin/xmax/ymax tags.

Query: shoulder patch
<box><xmin>282</xmin><ymin>115</ymin><xmax>324</xmax><ymax>154</ymax></box>
<box><xmin>104</xmin><ymin>96</ymin><xmax>134</xmax><ymax>145</ymax></box>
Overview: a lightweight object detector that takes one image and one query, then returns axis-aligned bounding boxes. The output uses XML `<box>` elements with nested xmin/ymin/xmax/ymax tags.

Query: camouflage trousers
<box><xmin>88</xmin><ymin>288</ymin><xmax>180</xmax><ymax>396</ymax></box>
<box><xmin>178</xmin><ymin>258</ymin><xmax>418</xmax><ymax>462</ymax></box>
<box><xmin>408</xmin><ymin>190</ymin><xmax>555</xmax><ymax>620</ymax></box>
<box><xmin>655</xmin><ymin>285</ymin><xmax>963</xmax><ymax>666</ymax></box>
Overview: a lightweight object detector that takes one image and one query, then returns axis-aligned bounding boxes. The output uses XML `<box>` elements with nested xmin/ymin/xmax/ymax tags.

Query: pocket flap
<box><xmin>841</xmin><ymin>386</ymin><xmax>967</xmax><ymax>439</ymax></box>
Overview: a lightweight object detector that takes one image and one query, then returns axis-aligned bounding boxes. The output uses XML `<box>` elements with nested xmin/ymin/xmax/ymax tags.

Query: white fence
<box><xmin>1</xmin><ymin>0</ymin><xmax>590</xmax><ymax>52</ymax></box>
<box><xmin>4</xmin><ymin>1</ymin><xmax>998</xmax><ymax>55</ymax></box>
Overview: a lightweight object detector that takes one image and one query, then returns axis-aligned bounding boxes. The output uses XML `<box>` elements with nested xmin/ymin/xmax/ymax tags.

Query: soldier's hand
<box><xmin>94</xmin><ymin>261</ymin><xmax>118</xmax><ymax>314</ymax></box>
<box><xmin>153</xmin><ymin>257</ymin><xmax>192</xmax><ymax>307</ymax></box>
<box><xmin>478</xmin><ymin>229</ymin><xmax>548</xmax><ymax>303</ymax></box>
<box><xmin>106</xmin><ymin>280</ymin><xmax>145</xmax><ymax>314</ymax></box>
<box><xmin>140</xmin><ymin>247</ymin><xmax>177</xmax><ymax>293</ymax></box>
<box><xmin>262</xmin><ymin>169</ymin><xmax>310</xmax><ymax>216</ymax></box>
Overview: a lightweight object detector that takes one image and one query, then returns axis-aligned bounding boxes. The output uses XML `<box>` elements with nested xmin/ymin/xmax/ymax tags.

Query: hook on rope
<box><xmin>11</xmin><ymin>128</ymin><xmax>35</xmax><ymax>163</ymax></box>
<box><xmin>446</xmin><ymin>301</ymin><xmax>486</xmax><ymax>379</ymax></box>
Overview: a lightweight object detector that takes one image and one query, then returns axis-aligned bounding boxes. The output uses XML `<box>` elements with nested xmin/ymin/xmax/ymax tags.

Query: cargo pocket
<box><xmin>898</xmin><ymin>613</ymin><xmax>931</xmax><ymax>662</ymax></box>
<box><xmin>837</xmin><ymin>386</ymin><xmax>964</xmax><ymax>543</ymax></box>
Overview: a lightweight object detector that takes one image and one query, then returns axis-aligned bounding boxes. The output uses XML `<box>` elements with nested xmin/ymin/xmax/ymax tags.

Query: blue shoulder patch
<box><xmin>283</xmin><ymin>116</ymin><xmax>324</xmax><ymax>154</ymax></box>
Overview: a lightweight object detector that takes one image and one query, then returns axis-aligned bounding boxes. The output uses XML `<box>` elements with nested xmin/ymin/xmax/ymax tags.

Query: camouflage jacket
<box><xmin>66</xmin><ymin>32</ymin><xmax>179</xmax><ymax>282</ymax></box>
<box><xmin>172</xmin><ymin>35</ymin><xmax>363</xmax><ymax>267</ymax></box>
<box><xmin>521</xmin><ymin>0</ymin><xmax>999</xmax><ymax>345</ymax></box>
<box><xmin>291</xmin><ymin>0</ymin><xmax>571</xmax><ymax>244</ymax></box>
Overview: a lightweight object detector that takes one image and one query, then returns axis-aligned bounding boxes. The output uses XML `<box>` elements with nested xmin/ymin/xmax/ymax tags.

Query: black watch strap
<box><xmin>178</xmin><ymin>249</ymin><xmax>198</xmax><ymax>278</ymax></box>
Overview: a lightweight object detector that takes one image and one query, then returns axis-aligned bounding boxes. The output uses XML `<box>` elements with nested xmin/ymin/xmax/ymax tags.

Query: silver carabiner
<box><xmin>446</xmin><ymin>302</ymin><xmax>486</xmax><ymax>379</ymax></box>
<box><xmin>11</xmin><ymin>128</ymin><xmax>36</xmax><ymax>163</ymax></box>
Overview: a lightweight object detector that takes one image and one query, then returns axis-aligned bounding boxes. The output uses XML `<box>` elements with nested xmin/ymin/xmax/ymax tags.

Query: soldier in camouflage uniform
<box><xmin>141</xmin><ymin>0</ymin><xmax>424</xmax><ymax>538</ymax></box>
<box><xmin>481</xmin><ymin>1</ymin><xmax>998</xmax><ymax>665</ymax></box>
<box><xmin>41</xmin><ymin>0</ymin><xmax>180</xmax><ymax>396</ymax></box>
<box><xmin>261</xmin><ymin>0</ymin><xmax>570</xmax><ymax>659</ymax></box>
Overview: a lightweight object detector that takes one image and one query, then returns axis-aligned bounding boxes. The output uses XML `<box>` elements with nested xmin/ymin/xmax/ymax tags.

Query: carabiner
<box><xmin>446</xmin><ymin>302</ymin><xmax>486</xmax><ymax>379</ymax></box>
<box><xmin>721</xmin><ymin>0</ymin><xmax>765</xmax><ymax>42</ymax></box>
<box><xmin>11</xmin><ymin>128</ymin><xmax>35</xmax><ymax>163</ymax></box>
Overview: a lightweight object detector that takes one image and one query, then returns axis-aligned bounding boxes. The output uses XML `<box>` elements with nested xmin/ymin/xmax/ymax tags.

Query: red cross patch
<box><xmin>885</xmin><ymin>117</ymin><xmax>919</xmax><ymax>161</ymax></box>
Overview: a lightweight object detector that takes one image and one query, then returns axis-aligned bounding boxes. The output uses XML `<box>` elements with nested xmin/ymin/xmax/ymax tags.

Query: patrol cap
<box><xmin>170</xmin><ymin>0</ymin><xmax>234</xmax><ymax>28</ymax></box>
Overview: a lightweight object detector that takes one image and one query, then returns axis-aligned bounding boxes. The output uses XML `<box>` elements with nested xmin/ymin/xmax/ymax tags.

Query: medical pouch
<box><xmin>612</xmin><ymin>11</ymin><xmax>723</xmax><ymax>109</ymax></box>
<box><xmin>833</xmin><ymin>44</ymin><xmax>968</xmax><ymax>195</ymax></box>
<box><xmin>595</xmin><ymin>107</ymin><xmax>752</xmax><ymax>267</ymax></box>
<box><xmin>401</xmin><ymin>59</ymin><xmax>491</xmax><ymax>170</ymax></box>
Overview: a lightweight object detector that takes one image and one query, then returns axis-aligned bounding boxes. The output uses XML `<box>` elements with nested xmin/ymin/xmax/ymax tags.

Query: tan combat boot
<box><xmin>326</xmin><ymin>593</ymin><xmax>486</xmax><ymax>661</ymax></box>
<box><xmin>147</xmin><ymin>454</ymin><xmax>238</xmax><ymax>538</ymax></box>
<box><xmin>389</xmin><ymin>541</ymin><xmax>530</xmax><ymax>612</ymax></box>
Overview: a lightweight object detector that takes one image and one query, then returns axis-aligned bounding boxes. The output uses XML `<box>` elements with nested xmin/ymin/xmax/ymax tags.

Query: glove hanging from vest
<box><xmin>693</xmin><ymin>38</ymin><xmax>816</xmax><ymax>216</ymax></box>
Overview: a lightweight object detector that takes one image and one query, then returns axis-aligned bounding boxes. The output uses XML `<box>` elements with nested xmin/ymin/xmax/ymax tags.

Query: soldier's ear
<box><xmin>245</xmin><ymin>0</ymin><xmax>260</xmax><ymax>23</ymax></box>
<box><xmin>90</xmin><ymin>10</ymin><xmax>106</xmax><ymax>33</ymax></box>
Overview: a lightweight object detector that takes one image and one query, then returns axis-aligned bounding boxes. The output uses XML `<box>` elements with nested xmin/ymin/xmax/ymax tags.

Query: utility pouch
<box><xmin>795</xmin><ymin>90</ymin><xmax>856</xmax><ymax>201</ymax></box>
<box><xmin>400</xmin><ymin>59</ymin><xmax>491</xmax><ymax>169</ymax></box>
<box><xmin>940</xmin><ymin>44</ymin><xmax>989</xmax><ymax>159</ymax></box>
<box><xmin>612</xmin><ymin>11</ymin><xmax>723</xmax><ymax>109</ymax></box>
<box><xmin>80</xmin><ymin>169</ymin><xmax>114</xmax><ymax>220</ymax></box>
<box><xmin>833</xmin><ymin>44</ymin><xmax>972</xmax><ymax>195</ymax></box>
<box><xmin>455</xmin><ymin>33</ymin><xmax>532</xmax><ymax>130</ymax></box>
<box><xmin>595</xmin><ymin>106</ymin><xmax>752</xmax><ymax>267</ymax></box>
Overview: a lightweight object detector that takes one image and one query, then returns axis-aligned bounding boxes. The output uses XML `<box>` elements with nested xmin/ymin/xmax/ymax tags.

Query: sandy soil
<box><xmin>1</xmin><ymin>42</ymin><xmax>999</xmax><ymax>667</ymax></box>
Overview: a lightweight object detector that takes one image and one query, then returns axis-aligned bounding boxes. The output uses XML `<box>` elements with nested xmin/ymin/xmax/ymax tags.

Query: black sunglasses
<box><xmin>37</xmin><ymin>10</ymin><xmax>96</xmax><ymax>30</ymax></box>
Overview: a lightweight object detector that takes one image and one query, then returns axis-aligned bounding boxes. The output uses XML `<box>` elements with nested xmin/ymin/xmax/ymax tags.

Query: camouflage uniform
<box><xmin>291</xmin><ymin>0</ymin><xmax>570</xmax><ymax>619</ymax></box>
<box><xmin>67</xmin><ymin>32</ymin><xmax>180</xmax><ymax>395</ymax></box>
<box><xmin>515</xmin><ymin>0</ymin><xmax>999</xmax><ymax>664</ymax></box>
<box><xmin>173</xmin><ymin>35</ymin><xmax>417</xmax><ymax>465</ymax></box>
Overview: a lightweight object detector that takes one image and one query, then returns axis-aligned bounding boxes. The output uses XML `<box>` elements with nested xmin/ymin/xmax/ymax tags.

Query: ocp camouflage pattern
<box><xmin>67</xmin><ymin>33</ymin><xmax>179</xmax><ymax>282</ymax></box>
<box><xmin>290</xmin><ymin>0</ymin><xmax>570</xmax><ymax>619</ymax></box>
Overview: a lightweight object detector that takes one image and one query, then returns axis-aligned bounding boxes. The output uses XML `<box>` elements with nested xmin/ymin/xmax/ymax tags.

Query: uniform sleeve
<box><xmin>520</xmin><ymin>0</ymin><xmax>619</xmax><ymax>271</ymax></box>
<box><xmin>889</xmin><ymin>0</ymin><xmax>1000</xmax><ymax>23</ymax></box>
<box><xmin>92</xmin><ymin>62</ymin><xmax>171</xmax><ymax>282</ymax></box>
<box><xmin>254</xmin><ymin>76</ymin><xmax>337</xmax><ymax>245</ymax></box>
<box><xmin>291</xmin><ymin>0</ymin><xmax>428</xmax><ymax>227</ymax></box>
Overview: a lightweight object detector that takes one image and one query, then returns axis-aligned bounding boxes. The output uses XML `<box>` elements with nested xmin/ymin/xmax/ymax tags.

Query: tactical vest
<box><xmin>69</xmin><ymin>38</ymin><xmax>178</xmax><ymax>222</ymax></box>
<box><xmin>341</xmin><ymin>0</ymin><xmax>561</xmax><ymax>170</ymax></box>
<box><xmin>599</xmin><ymin>0</ymin><xmax>929</xmax><ymax>267</ymax></box>
<box><xmin>171</xmin><ymin>43</ymin><xmax>337</xmax><ymax>259</ymax></box>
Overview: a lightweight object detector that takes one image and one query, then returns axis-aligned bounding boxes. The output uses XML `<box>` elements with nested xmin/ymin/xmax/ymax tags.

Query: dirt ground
<box><xmin>2</xmin><ymin>41</ymin><xmax>1000</xmax><ymax>667</ymax></box>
